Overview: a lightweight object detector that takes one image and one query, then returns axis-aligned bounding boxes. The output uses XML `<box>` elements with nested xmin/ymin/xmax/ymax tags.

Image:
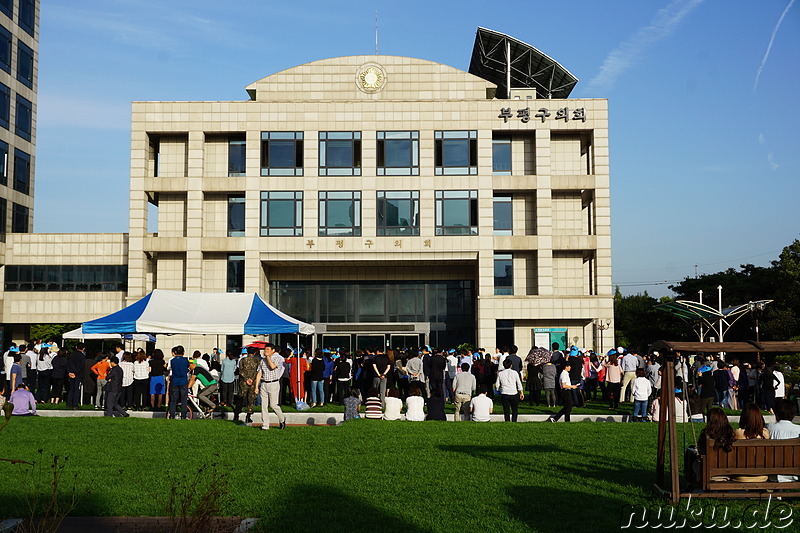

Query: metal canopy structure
<box><xmin>654</xmin><ymin>299</ymin><xmax>773</xmax><ymax>342</ymax></box>
<box><xmin>468</xmin><ymin>27</ymin><xmax>578</xmax><ymax>100</ymax></box>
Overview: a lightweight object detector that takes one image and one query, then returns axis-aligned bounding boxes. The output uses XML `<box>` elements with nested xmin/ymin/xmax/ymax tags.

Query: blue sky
<box><xmin>33</xmin><ymin>0</ymin><xmax>799</xmax><ymax>298</ymax></box>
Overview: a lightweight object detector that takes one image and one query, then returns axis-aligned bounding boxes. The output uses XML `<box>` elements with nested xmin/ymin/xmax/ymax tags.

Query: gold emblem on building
<box><xmin>356</xmin><ymin>64</ymin><xmax>386</xmax><ymax>93</ymax></box>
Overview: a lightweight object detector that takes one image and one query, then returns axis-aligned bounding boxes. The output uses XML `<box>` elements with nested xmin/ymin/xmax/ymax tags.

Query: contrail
<box><xmin>753</xmin><ymin>0</ymin><xmax>796</xmax><ymax>92</ymax></box>
<box><xmin>588</xmin><ymin>0</ymin><xmax>705</xmax><ymax>92</ymax></box>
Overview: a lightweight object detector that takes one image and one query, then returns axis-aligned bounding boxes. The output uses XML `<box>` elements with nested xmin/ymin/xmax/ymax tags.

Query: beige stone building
<box><xmin>1</xmin><ymin>29</ymin><xmax>614</xmax><ymax>354</ymax></box>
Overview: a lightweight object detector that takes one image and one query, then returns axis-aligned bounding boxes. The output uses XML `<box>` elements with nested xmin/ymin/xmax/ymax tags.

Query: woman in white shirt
<box><xmin>383</xmin><ymin>387</ymin><xmax>403</xmax><ymax>420</ymax></box>
<box><xmin>404</xmin><ymin>385</ymin><xmax>425</xmax><ymax>422</ymax></box>
<box><xmin>132</xmin><ymin>351</ymin><xmax>150</xmax><ymax>409</ymax></box>
<box><xmin>120</xmin><ymin>352</ymin><xmax>135</xmax><ymax>409</ymax></box>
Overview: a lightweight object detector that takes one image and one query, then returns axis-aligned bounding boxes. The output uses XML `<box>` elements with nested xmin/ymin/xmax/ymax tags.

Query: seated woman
<box><xmin>364</xmin><ymin>387</ymin><xmax>383</xmax><ymax>420</ymax></box>
<box><xmin>405</xmin><ymin>385</ymin><xmax>425</xmax><ymax>422</ymax></box>
<box><xmin>697</xmin><ymin>407</ymin><xmax>735</xmax><ymax>482</ymax></box>
<box><xmin>425</xmin><ymin>388</ymin><xmax>447</xmax><ymax>421</ymax></box>
<box><xmin>383</xmin><ymin>388</ymin><xmax>403</xmax><ymax>420</ymax></box>
<box><xmin>733</xmin><ymin>403</ymin><xmax>769</xmax><ymax>482</ymax></box>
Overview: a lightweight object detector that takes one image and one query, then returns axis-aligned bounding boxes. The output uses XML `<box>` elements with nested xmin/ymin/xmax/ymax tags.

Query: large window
<box><xmin>318</xmin><ymin>191</ymin><xmax>361</xmax><ymax>236</ymax></box>
<box><xmin>319</xmin><ymin>132</ymin><xmax>361</xmax><ymax>176</ymax></box>
<box><xmin>377</xmin><ymin>131</ymin><xmax>419</xmax><ymax>175</ymax></box>
<box><xmin>5</xmin><ymin>265</ymin><xmax>128</xmax><ymax>292</ymax></box>
<box><xmin>0</xmin><ymin>82</ymin><xmax>9</xmax><ymax>129</ymax></box>
<box><xmin>16</xmin><ymin>40</ymin><xmax>33</xmax><ymax>88</ymax></box>
<box><xmin>0</xmin><ymin>1</ymin><xmax>11</xmax><ymax>20</ymax></box>
<box><xmin>0</xmin><ymin>24</ymin><xmax>10</xmax><ymax>73</ymax></box>
<box><xmin>15</xmin><ymin>94</ymin><xmax>32</xmax><ymax>141</ymax></box>
<box><xmin>434</xmin><ymin>130</ymin><xmax>477</xmax><ymax>175</ymax></box>
<box><xmin>493</xmin><ymin>194</ymin><xmax>512</xmax><ymax>235</ymax></box>
<box><xmin>0</xmin><ymin>197</ymin><xmax>6</xmax><ymax>240</ymax></box>
<box><xmin>13</xmin><ymin>148</ymin><xmax>29</xmax><ymax>194</ymax></box>
<box><xmin>261</xmin><ymin>131</ymin><xmax>303</xmax><ymax>176</ymax></box>
<box><xmin>226</xmin><ymin>254</ymin><xmax>244</xmax><ymax>293</ymax></box>
<box><xmin>18</xmin><ymin>0</ymin><xmax>35</xmax><ymax>37</ymax></box>
<box><xmin>227</xmin><ymin>195</ymin><xmax>245</xmax><ymax>237</ymax></box>
<box><xmin>228</xmin><ymin>136</ymin><xmax>246</xmax><ymax>176</ymax></box>
<box><xmin>435</xmin><ymin>190</ymin><xmax>478</xmax><ymax>235</ymax></box>
<box><xmin>11</xmin><ymin>202</ymin><xmax>28</xmax><ymax>232</ymax></box>
<box><xmin>0</xmin><ymin>139</ymin><xmax>8</xmax><ymax>186</ymax></box>
<box><xmin>492</xmin><ymin>137</ymin><xmax>511</xmax><ymax>174</ymax></box>
<box><xmin>494</xmin><ymin>253</ymin><xmax>514</xmax><ymax>295</ymax></box>
<box><xmin>377</xmin><ymin>191</ymin><xmax>419</xmax><ymax>236</ymax></box>
<box><xmin>260</xmin><ymin>191</ymin><xmax>303</xmax><ymax>236</ymax></box>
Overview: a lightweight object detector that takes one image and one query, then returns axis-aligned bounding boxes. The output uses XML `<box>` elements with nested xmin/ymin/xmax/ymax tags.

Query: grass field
<box><xmin>0</xmin><ymin>417</ymin><xmax>796</xmax><ymax>532</ymax></box>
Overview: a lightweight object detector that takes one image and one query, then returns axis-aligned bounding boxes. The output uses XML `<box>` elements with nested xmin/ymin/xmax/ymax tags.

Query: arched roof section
<box><xmin>245</xmin><ymin>55</ymin><xmax>495</xmax><ymax>102</ymax></box>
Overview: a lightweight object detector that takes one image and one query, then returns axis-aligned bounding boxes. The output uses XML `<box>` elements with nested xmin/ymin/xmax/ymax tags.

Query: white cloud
<box><xmin>587</xmin><ymin>0</ymin><xmax>705</xmax><ymax>92</ymax></box>
<box><xmin>753</xmin><ymin>0</ymin><xmax>796</xmax><ymax>92</ymax></box>
<box><xmin>767</xmin><ymin>152</ymin><xmax>779</xmax><ymax>171</ymax></box>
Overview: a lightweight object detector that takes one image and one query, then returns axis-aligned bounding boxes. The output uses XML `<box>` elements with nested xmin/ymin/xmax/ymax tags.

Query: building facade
<box><xmin>1</xmin><ymin>30</ymin><xmax>615</xmax><ymax>354</ymax></box>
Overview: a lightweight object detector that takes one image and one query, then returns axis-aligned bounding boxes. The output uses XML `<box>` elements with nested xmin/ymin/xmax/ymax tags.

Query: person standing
<box><xmin>506</xmin><ymin>345</ymin><xmax>522</xmax><ymax>374</ymax></box>
<box><xmin>148</xmin><ymin>349</ymin><xmax>167</xmax><ymax>409</ymax></box>
<box><xmin>428</xmin><ymin>350</ymin><xmax>447</xmax><ymax>400</ymax></box>
<box><xmin>548</xmin><ymin>362</ymin><xmax>578</xmax><ymax>422</ymax></box>
<box><xmin>495</xmin><ymin>359</ymin><xmax>524</xmax><ymax>422</ymax></box>
<box><xmin>167</xmin><ymin>345</ymin><xmax>190</xmax><ymax>420</ymax></box>
<box><xmin>371</xmin><ymin>348</ymin><xmax>392</xmax><ymax>404</ymax></box>
<box><xmin>91</xmin><ymin>353</ymin><xmax>111</xmax><ymax>410</ymax></box>
<box><xmin>36</xmin><ymin>345</ymin><xmax>55</xmax><ymax>403</ymax></box>
<box><xmin>219</xmin><ymin>351</ymin><xmax>237</xmax><ymax>407</ymax></box>
<box><xmin>234</xmin><ymin>347</ymin><xmax>261</xmax><ymax>424</ymax></box>
<box><xmin>452</xmin><ymin>363</ymin><xmax>476</xmax><ymax>421</ymax></box>
<box><xmin>253</xmin><ymin>343</ymin><xmax>286</xmax><ymax>430</ymax></box>
<box><xmin>406</xmin><ymin>352</ymin><xmax>424</xmax><ymax>397</ymax></box>
<box><xmin>309</xmin><ymin>350</ymin><xmax>326</xmax><ymax>407</ymax></box>
<box><xmin>604</xmin><ymin>353</ymin><xmax>622</xmax><ymax>410</ymax></box>
<box><xmin>132</xmin><ymin>351</ymin><xmax>150</xmax><ymax>409</ymax></box>
<box><xmin>542</xmin><ymin>359</ymin><xmax>557</xmax><ymax>408</ymax></box>
<box><xmin>444</xmin><ymin>350</ymin><xmax>459</xmax><ymax>404</ymax></box>
<box><xmin>630</xmin><ymin>369</ymin><xmax>652</xmax><ymax>422</ymax></box>
<box><xmin>104</xmin><ymin>356</ymin><xmax>129</xmax><ymax>417</ymax></box>
<box><xmin>619</xmin><ymin>349</ymin><xmax>637</xmax><ymax>403</ymax></box>
<box><xmin>66</xmin><ymin>343</ymin><xmax>87</xmax><ymax>408</ymax></box>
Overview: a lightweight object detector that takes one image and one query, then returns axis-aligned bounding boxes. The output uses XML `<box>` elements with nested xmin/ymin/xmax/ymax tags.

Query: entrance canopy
<box><xmin>79</xmin><ymin>290</ymin><xmax>315</xmax><ymax>336</ymax></box>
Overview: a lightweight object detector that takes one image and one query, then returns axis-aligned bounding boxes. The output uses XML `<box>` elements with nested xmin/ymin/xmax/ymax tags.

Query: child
<box><xmin>631</xmin><ymin>369</ymin><xmax>652</xmax><ymax>422</ymax></box>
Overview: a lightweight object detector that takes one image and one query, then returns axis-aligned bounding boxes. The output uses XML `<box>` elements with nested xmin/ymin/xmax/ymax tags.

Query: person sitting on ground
<box><xmin>383</xmin><ymin>387</ymin><xmax>403</xmax><ymax>421</ymax></box>
<box><xmin>766</xmin><ymin>399</ymin><xmax>800</xmax><ymax>482</ymax></box>
<box><xmin>342</xmin><ymin>388</ymin><xmax>361</xmax><ymax>422</ymax></box>
<box><xmin>732</xmin><ymin>402</ymin><xmax>770</xmax><ymax>483</ymax></box>
<box><xmin>364</xmin><ymin>387</ymin><xmax>383</xmax><ymax>420</ymax></box>
<box><xmin>425</xmin><ymin>387</ymin><xmax>447</xmax><ymax>421</ymax></box>
<box><xmin>9</xmin><ymin>383</ymin><xmax>37</xmax><ymax>416</ymax></box>
<box><xmin>470</xmin><ymin>384</ymin><xmax>493</xmax><ymax>422</ymax></box>
<box><xmin>404</xmin><ymin>385</ymin><xmax>425</xmax><ymax>422</ymax></box>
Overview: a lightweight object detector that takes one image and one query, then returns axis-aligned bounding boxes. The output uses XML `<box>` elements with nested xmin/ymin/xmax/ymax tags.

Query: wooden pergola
<box><xmin>650</xmin><ymin>340</ymin><xmax>800</xmax><ymax>503</ymax></box>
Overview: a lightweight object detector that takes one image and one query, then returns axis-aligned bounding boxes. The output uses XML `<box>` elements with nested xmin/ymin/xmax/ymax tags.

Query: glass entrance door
<box><xmin>389</xmin><ymin>334</ymin><xmax>421</xmax><ymax>351</ymax></box>
<box><xmin>321</xmin><ymin>335</ymin><xmax>351</xmax><ymax>353</ymax></box>
<box><xmin>356</xmin><ymin>334</ymin><xmax>385</xmax><ymax>351</ymax></box>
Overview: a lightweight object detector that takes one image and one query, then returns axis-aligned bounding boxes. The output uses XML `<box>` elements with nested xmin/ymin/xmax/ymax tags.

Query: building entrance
<box><xmin>313</xmin><ymin>323</ymin><xmax>430</xmax><ymax>353</ymax></box>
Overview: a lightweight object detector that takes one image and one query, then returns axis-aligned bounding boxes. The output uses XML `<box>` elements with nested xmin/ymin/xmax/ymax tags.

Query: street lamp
<box><xmin>594</xmin><ymin>319</ymin><xmax>611</xmax><ymax>354</ymax></box>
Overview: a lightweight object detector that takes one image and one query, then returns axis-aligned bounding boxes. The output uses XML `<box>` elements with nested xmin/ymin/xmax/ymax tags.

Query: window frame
<box><xmin>0</xmin><ymin>139</ymin><xmax>8</xmax><ymax>186</ymax></box>
<box><xmin>494</xmin><ymin>253</ymin><xmax>514</xmax><ymax>295</ymax></box>
<box><xmin>492</xmin><ymin>137</ymin><xmax>512</xmax><ymax>175</ymax></box>
<box><xmin>319</xmin><ymin>131</ymin><xmax>361</xmax><ymax>176</ymax></box>
<box><xmin>377</xmin><ymin>190</ymin><xmax>420</xmax><ymax>236</ymax></box>
<box><xmin>0</xmin><ymin>81</ymin><xmax>9</xmax><ymax>129</ymax></box>
<box><xmin>16</xmin><ymin>39</ymin><xmax>33</xmax><ymax>88</ymax></box>
<box><xmin>318</xmin><ymin>191</ymin><xmax>361</xmax><ymax>237</ymax></box>
<box><xmin>227</xmin><ymin>194</ymin><xmax>245</xmax><ymax>237</ymax></box>
<box><xmin>11</xmin><ymin>202</ymin><xmax>28</xmax><ymax>233</ymax></box>
<box><xmin>0</xmin><ymin>1</ymin><xmax>12</xmax><ymax>20</ymax></box>
<box><xmin>18</xmin><ymin>0</ymin><xmax>34</xmax><ymax>37</ymax></box>
<box><xmin>260</xmin><ymin>191</ymin><xmax>303</xmax><ymax>236</ymax></box>
<box><xmin>0</xmin><ymin>24</ymin><xmax>10</xmax><ymax>73</ymax></box>
<box><xmin>227</xmin><ymin>136</ymin><xmax>246</xmax><ymax>177</ymax></box>
<box><xmin>15</xmin><ymin>93</ymin><xmax>32</xmax><ymax>141</ymax></box>
<box><xmin>226</xmin><ymin>254</ymin><xmax>245</xmax><ymax>293</ymax></box>
<box><xmin>13</xmin><ymin>148</ymin><xmax>29</xmax><ymax>194</ymax></box>
<box><xmin>493</xmin><ymin>194</ymin><xmax>513</xmax><ymax>235</ymax></box>
<box><xmin>434</xmin><ymin>130</ymin><xmax>478</xmax><ymax>175</ymax></box>
<box><xmin>377</xmin><ymin>131</ymin><xmax>419</xmax><ymax>176</ymax></box>
<box><xmin>260</xmin><ymin>131</ymin><xmax>303</xmax><ymax>176</ymax></box>
<box><xmin>435</xmin><ymin>190</ymin><xmax>478</xmax><ymax>236</ymax></box>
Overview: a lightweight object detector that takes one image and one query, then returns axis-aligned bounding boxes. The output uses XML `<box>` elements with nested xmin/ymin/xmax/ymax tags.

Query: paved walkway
<box><xmin>1</xmin><ymin>517</ymin><xmax>255</xmax><ymax>533</ymax></box>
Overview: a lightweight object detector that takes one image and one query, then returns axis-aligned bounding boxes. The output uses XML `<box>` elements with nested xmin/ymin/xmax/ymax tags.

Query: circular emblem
<box><xmin>356</xmin><ymin>64</ymin><xmax>386</xmax><ymax>93</ymax></box>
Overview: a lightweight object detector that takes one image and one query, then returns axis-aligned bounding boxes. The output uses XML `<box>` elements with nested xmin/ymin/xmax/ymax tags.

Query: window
<box><xmin>0</xmin><ymin>25</ymin><xmax>10</xmax><ymax>73</ymax></box>
<box><xmin>261</xmin><ymin>131</ymin><xmax>303</xmax><ymax>176</ymax></box>
<box><xmin>13</xmin><ymin>148</ymin><xmax>29</xmax><ymax>194</ymax></box>
<box><xmin>260</xmin><ymin>191</ymin><xmax>303</xmax><ymax>236</ymax></box>
<box><xmin>496</xmin><ymin>319</ymin><xmax>515</xmax><ymax>350</ymax></box>
<box><xmin>4</xmin><ymin>265</ymin><xmax>128</xmax><ymax>292</ymax></box>
<box><xmin>0</xmin><ymin>82</ymin><xmax>8</xmax><ymax>129</ymax></box>
<box><xmin>493</xmin><ymin>194</ymin><xmax>512</xmax><ymax>235</ymax></box>
<box><xmin>492</xmin><ymin>137</ymin><xmax>511</xmax><ymax>174</ymax></box>
<box><xmin>0</xmin><ymin>139</ymin><xmax>7</xmax><ymax>186</ymax></box>
<box><xmin>319</xmin><ymin>132</ymin><xmax>361</xmax><ymax>176</ymax></box>
<box><xmin>434</xmin><ymin>130</ymin><xmax>477</xmax><ymax>175</ymax></box>
<box><xmin>377</xmin><ymin>131</ymin><xmax>418</xmax><ymax>175</ymax></box>
<box><xmin>16</xmin><ymin>40</ymin><xmax>33</xmax><ymax>88</ymax></box>
<box><xmin>318</xmin><ymin>191</ymin><xmax>361</xmax><ymax>236</ymax></box>
<box><xmin>11</xmin><ymin>202</ymin><xmax>28</xmax><ymax>232</ymax></box>
<box><xmin>15</xmin><ymin>94</ymin><xmax>32</xmax><ymax>141</ymax></box>
<box><xmin>435</xmin><ymin>190</ymin><xmax>478</xmax><ymax>235</ymax></box>
<box><xmin>228</xmin><ymin>136</ymin><xmax>246</xmax><ymax>176</ymax></box>
<box><xmin>494</xmin><ymin>253</ymin><xmax>513</xmax><ymax>295</ymax></box>
<box><xmin>377</xmin><ymin>191</ymin><xmax>419</xmax><ymax>236</ymax></box>
<box><xmin>0</xmin><ymin>1</ymin><xmax>11</xmax><ymax>20</ymax></box>
<box><xmin>226</xmin><ymin>254</ymin><xmax>245</xmax><ymax>293</ymax></box>
<box><xmin>18</xmin><ymin>0</ymin><xmax>34</xmax><ymax>37</ymax></box>
<box><xmin>0</xmin><ymin>197</ymin><xmax>6</xmax><ymax>240</ymax></box>
<box><xmin>227</xmin><ymin>195</ymin><xmax>245</xmax><ymax>237</ymax></box>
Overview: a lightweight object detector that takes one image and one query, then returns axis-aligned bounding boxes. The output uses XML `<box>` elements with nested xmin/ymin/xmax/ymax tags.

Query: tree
<box><xmin>29</xmin><ymin>324</ymin><xmax>80</xmax><ymax>343</ymax></box>
<box><xmin>613</xmin><ymin>287</ymin><xmax>686</xmax><ymax>351</ymax></box>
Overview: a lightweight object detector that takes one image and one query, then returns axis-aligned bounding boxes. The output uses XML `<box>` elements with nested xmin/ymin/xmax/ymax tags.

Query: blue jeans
<box><xmin>67</xmin><ymin>377</ymin><xmax>82</xmax><ymax>407</ymax></box>
<box><xmin>168</xmin><ymin>384</ymin><xmax>188</xmax><ymax>419</ymax></box>
<box><xmin>633</xmin><ymin>399</ymin><xmax>648</xmax><ymax>419</ymax></box>
<box><xmin>311</xmin><ymin>380</ymin><xmax>325</xmax><ymax>404</ymax></box>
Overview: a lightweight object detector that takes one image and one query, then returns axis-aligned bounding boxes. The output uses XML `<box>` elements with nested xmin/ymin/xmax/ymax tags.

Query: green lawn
<box><xmin>0</xmin><ymin>417</ymin><xmax>795</xmax><ymax>532</ymax></box>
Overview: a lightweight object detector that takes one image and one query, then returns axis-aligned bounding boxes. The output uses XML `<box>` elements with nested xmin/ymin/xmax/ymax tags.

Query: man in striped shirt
<box><xmin>254</xmin><ymin>343</ymin><xmax>287</xmax><ymax>430</ymax></box>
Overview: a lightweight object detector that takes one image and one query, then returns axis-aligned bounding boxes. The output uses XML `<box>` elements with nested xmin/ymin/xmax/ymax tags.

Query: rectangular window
<box><xmin>493</xmin><ymin>194</ymin><xmax>512</xmax><ymax>235</ymax></box>
<box><xmin>4</xmin><ymin>265</ymin><xmax>128</xmax><ymax>292</ymax></box>
<box><xmin>494</xmin><ymin>253</ymin><xmax>514</xmax><ymax>295</ymax></box>
<box><xmin>260</xmin><ymin>131</ymin><xmax>303</xmax><ymax>176</ymax></box>
<box><xmin>377</xmin><ymin>131</ymin><xmax>419</xmax><ymax>176</ymax></box>
<box><xmin>228</xmin><ymin>136</ymin><xmax>246</xmax><ymax>176</ymax></box>
<box><xmin>227</xmin><ymin>195</ymin><xmax>245</xmax><ymax>237</ymax></box>
<box><xmin>226</xmin><ymin>254</ymin><xmax>245</xmax><ymax>293</ymax></box>
<box><xmin>18</xmin><ymin>0</ymin><xmax>34</xmax><ymax>37</ymax></box>
<box><xmin>377</xmin><ymin>191</ymin><xmax>419</xmax><ymax>236</ymax></box>
<box><xmin>435</xmin><ymin>190</ymin><xmax>478</xmax><ymax>236</ymax></box>
<box><xmin>492</xmin><ymin>137</ymin><xmax>511</xmax><ymax>174</ymax></box>
<box><xmin>0</xmin><ymin>139</ymin><xmax>7</xmax><ymax>186</ymax></box>
<box><xmin>0</xmin><ymin>24</ymin><xmax>10</xmax><ymax>73</ymax></box>
<box><xmin>260</xmin><ymin>191</ymin><xmax>303</xmax><ymax>236</ymax></box>
<box><xmin>16</xmin><ymin>40</ymin><xmax>33</xmax><ymax>88</ymax></box>
<box><xmin>318</xmin><ymin>191</ymin><xmax>361</xmax><ymax>236</ymax></box>
<box><xmin>11</xmin><ymin>202</ymin><xmax>28</xmax><ymax>233</ymax></box>
<box><xmin>0</xmin><ymin>197</ymin><xmax>6</xmax><ymax>240</ymax></box>
<box><xmin>15</xmin><ymin>94</ymin><xmax>32</xmax><ymax>141</ymax></box>
<box><xmin>0</xmin><ymin>1</ymin><xmax>11</xmax><ymax>20</ymax></box>
<box><xmin>319</xmin><ymin>132</ymin><xmax>361</xmax><ymax>176</ymax></box>
<box><xmin>0</xmin><ymin>82</ymin><xmax>9</xmax><ymax>129</ymax></box>
<box><xmin>13</xmin><ymin>148</ymin><xmax>29</xmax><ymax>194</ymax></box>
<box><xmin>434</xmin><ymin>130</ymin><xmax>477</xmax><ymax>175</ymax></box>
